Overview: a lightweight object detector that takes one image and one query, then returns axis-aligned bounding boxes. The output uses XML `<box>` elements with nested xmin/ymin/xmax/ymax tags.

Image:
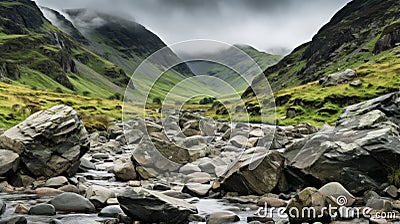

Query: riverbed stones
<box><xmin>28</xmin><ymin>204</ymin><xmax>56</xmax><ymax>216</ymax></box>
<box><xmin>99</xmin><ymin>205</ymin><xmax>123</xmax><ymax>218</ymax></box>
<box><xmin>118</xmin><ymin>187</ymin><xmax>198</xmax><ymax>223</ymax></box>
<box><xmin>49</xmin><ymin>192</ymin><xmax>96</xmax><ymax>213</ymax></box>
<box><xmin>113</xmin><ymin>158</ymin><xmax>137</xmax><ymax>181</ymax></box>
<box><xmin>0</xmin><ymin>105</ymin><xmax>89</xmax><ymax>178</ymax></box>
<box><xmin>206</xmin><ymin>211</ymin><xmax>240</xmax><ymax>224</ymax></box>
<box><xmin>319</xmin><ymin>182</ymin><xmax>356</xmax><ymax>206</ymax></box>
<box><xmin>44</xmin><ymin>176</ymin><xmax>69</xmax><ymax>188</ymax></box>
<box><xmin>217</xmin><ymin>150</ymin><xmax>285</xmax><ymax>195</ymax></box>
<box><xmin>85</xmin><ymin>185</ymin><xmax>114</xmax><ymax>208</ymax></box>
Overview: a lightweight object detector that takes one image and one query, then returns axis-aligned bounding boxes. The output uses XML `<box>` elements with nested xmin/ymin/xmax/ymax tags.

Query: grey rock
<box><xmin>44</xmin><ymin>176</ymin><xmax>69</xmax><ymax>188</ymax></box>
<box><xmin>0</xmin><ymin>216</ymin><xmax>27</xmax><ymax>224</ymax></box>
<box><xmin>319</xmin><ymin>69</ymin><xmax>357</xmax><ymax>87</ymax></box>
<box><xmin>79</xmin><ymin>158</ymin><xmax>96</xmax><ymax>170</ymax></box>
<box><xmin>366</xmin><ymin>198</ymin><xmax>393</xmax><ymax>211</ymax></box>
<box><xmin>49</xmin><ymin>192</ymin><xmax>96</xmax><ymax>213</ymax></box>
<box><xmin>113</xmin><ymin>158</ymin><xmax>137</xmax><ymax>181</ymax></box>
<box><xmin>319</xmin><ymin>182</ymin><xmax>356</xmax><ymax>206</ymax></box>
<box><xmin>185</xmin><ymin>172</ymin><xmax>212</xmax><ymax>184</ymax></box>
<box><xmin>29</xmin><ymin>204</ymin><xmax>56</xmax><ymax>216</ymax></box>
<box><xmin>0</xmin><ymin>149</ymin><xmax>19</xmax><ymax>175</ymax></box>
<box><xmin>350</xmin><ymin>79</ymin><xmax>362</xmax><ymax>87</ymax></box>
<box><xmin>0</xmin><ymin>105</ymin><xmax>89</xmax><ymax>178</ymax></box>
<box><xmin>217</xmin><ymin>150</ymin><xmax>285</xmax><ymax>195</ymax></box>
<box><xmin>229</xmin><ymin>135</ymin><xmax>251</xmax><ymax>148</ymax></box>
<box><xmin>206</xmin><ymin>211</ymin><xmax>240</xmax><ymax>224</ymax></box>
<box><xmin>182</xmin><ymin>183</ymin><xmax>212</xmax><ymax>197</ymax></box>
<box><xmin>118</xmin><ymin>187</ymin><xmax>198</xmax><ymax>224</ymax></box>
<box><xmin>85</xmin><ymin>185</ymin><xmax>114</xmax><ymax>208</ymax></box>
<box><xmin>0</xmin><ymin>199</ymin><xmax>5</xmax><ymax>216</ymax></box>
<box><xmin>99</xmin><ymin>205</ymin><xmax>123</xmax><ymax>218</ymax></box>
<box><xmin>199</xmin><ymin>118</ymin><xmax>217</xmax><ymax>136</ymax></box>
<box><xmin>179</xmin><ymin>163</ymin><xmax>201</xmax><ymax>175</ymax></box>
<box><xmin>285</xmin><ymin>93</ymin><xmax>400</xmax><ymax>194</ymax></box>
<box><xmin>383</xmin><ymin>185</ymin><xmax>398</xmax><ymax>198</ymax></box>
<box><xmin>286</xmin><ymin>187</ymin><xmax>335</xmax><ymax>223</ymax></box>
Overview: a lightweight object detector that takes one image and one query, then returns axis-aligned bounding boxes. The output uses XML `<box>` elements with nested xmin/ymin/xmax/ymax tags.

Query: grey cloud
<box><xmin>36</xmin><ymin>0</ymin><xmax>352</xmax><ymax>55</ymax></box>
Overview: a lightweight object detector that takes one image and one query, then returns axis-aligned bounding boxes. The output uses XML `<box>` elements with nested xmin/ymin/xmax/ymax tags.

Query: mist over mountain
<box><xmin>35</xmin><ymin>0</ymin><xmax>351</xmax><ymax>54</ymax></box>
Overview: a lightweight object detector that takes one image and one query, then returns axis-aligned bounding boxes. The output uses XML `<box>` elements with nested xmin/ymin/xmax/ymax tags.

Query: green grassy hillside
<box><xmin>208</xmin><ymin>45</ymin><xmax>400</xmax><ymax>126</ymax></box>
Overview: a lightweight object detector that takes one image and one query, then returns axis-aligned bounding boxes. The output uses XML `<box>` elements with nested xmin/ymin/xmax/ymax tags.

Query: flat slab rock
<box><xmin>118</xmin><ymin>187</ymin><xmax>198</xmax><ymax>224</ymax></box>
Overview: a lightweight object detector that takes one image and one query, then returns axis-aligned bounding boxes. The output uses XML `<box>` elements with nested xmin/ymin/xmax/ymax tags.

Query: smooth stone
<box><xmin>45</xmin><ymin>176</ymin><xmax>69</xmax><ymax>188</ymax></box>
<box><xmin>206</xmin><ymin>211</ymin><xmax>240</xmax><ymax>224</ymax></box>
<box><xmin>58</xmin><ymin>185</ymin><xmax>79</xmax><ymax>193</ymax></box>
<box><xmin>35</xmin><ymin>187</ymin><xmax>63</xmax><ymax>196</ymax></box>
<box><xmin>99</xmin><ymin>205</ymin><xmax>123</xmax><ymax>218</ymax></box>
<box><xmin>182</xmin><ymin>183</ymin><xmax>212</xmax><ymax>197</ymax></box>
<box><xmin>319</xmin><ymin>182</ymin><xmax>356</xmax><ymax>206</ymax></box>
<box><xmin>49</xmin><ymin>192</ymin><xmax>96</xmax><ymax>213</ymax></box>
<box><xmin>29</xmin><ymin>204</ymin><xmax>56</xmax><ymax>216</ymax></box>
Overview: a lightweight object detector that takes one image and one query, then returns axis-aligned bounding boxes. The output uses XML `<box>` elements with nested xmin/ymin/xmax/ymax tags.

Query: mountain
<box><xmin>187</xmin><ymin>45</ymin><xmax>281</xmax><ymax>92</ymax></box>
<box><xmin>42</xmin><ymin>8</ymin><xmax>209</xmax><ymax>102</ymax></box>
<box><xmin>220</xmin><ymin>0</ymin><xmax>400</xmax><ymax>126</ymax></box>
<box><xmin>244</xmin><ymin>0</ymin><xmax>400</xmax><ymax>95</ymax></box>
<box><xmin>0</xmin><ymin>0</ymin><xmax>130</xmax><ymax>99</ymax></box>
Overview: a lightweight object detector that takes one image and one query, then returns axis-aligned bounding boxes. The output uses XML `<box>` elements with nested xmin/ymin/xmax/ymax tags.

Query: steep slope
<box><xmin>43</xmin><ymin>8</ymin><xmax>210</xmax><ymax>103</ymax></box>
<box><xmin>209</xmin><ymin>0</ymin><xmax>400</xmax><ymax>125</ymax></box>
<box><xmin>0</xmin><ymin>0</ymin><xmax>129</xmax><ymax>99</ymax></box>
<box><xmin>61</xmin><ymin>9</ymin><xmax>193</xmax><ymax>76</ymax></box>
<box><xmin>187</xmin><ymin>45</ymin><xmax>281</xmax><ymax>92</ymax></box>
<box><xmin>244</xmin><ymin>0</ymin><xmax>400</xmax><ymax>95</ymax></box>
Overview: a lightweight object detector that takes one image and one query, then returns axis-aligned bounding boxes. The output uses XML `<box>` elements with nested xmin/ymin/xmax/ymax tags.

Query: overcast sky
<box><xmin>36</xmin><ymin>0</ymin><xmax>351</xmax><ymax>55</ymax></box>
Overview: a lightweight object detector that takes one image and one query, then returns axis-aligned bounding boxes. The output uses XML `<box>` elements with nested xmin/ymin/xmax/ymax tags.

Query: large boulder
<box><xmin>216</xmin><ymin>149</ymin><xmax>285</xmax><ymax>195</ymax></box>
<box><xmin>117</xmin><ymin>187</ymin><xmax>198</xmax><ymax>224</ymax></box>
<box><xmin>319</xmin><ymin>69</ymin><xmax>356</xmax><ymax>87</ymax></box>
<box><xmin>0</xmin><ymin>105</ymin><xmax>89</xmax><ymax>178</ymax></box>
<box><xmin>285</xmin><ymin>92</ymin><xmax>400</xmax><ymax>194</ymax></box>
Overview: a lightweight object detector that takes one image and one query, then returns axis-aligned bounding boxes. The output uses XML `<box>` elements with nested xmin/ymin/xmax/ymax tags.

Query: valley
<box><xmin>0</xmin><ymin>0</ymin><xmax>399</xmax><ymax>224</ymax></box>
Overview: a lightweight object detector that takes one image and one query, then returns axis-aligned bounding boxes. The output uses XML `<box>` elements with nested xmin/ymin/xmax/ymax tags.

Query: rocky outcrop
<box><xmin>216</xmin><ymin>149</ymin><xmax>285</xmax><ymax>195</ymax></box>
<box><xmin>319</xmin><ymin>69</ymin><xmax>356</xmax><ymax>87</ymax></box>
<box><xmin>374</xmin><ymin>21</ymin><xmax>400</xmax><ymax>54</ymax></box>
<box><xmin>0</xmin><ymin>105</ymin><xmax>89</xmax><ymax>180</ymax></box>
<box><xmin>118</xmin><ymin>187</ymin><xmax>198</xmax><ymax>224</ymax></box>
<box><xmin>285</xmin><ymin>92</ymin><xmax>400</xmax><ymax>194</ymax></box>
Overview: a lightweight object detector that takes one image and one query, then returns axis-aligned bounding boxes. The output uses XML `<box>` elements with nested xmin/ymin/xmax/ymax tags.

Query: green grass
<box><xmin>207</xmin><ymin>46</ymin><xmax>400</xmax><ymax>126</ymax></box>
<box><xmin>0</xmin><ymin>81</ymin><xmax>145</xmax><ymax>130</ymax></box>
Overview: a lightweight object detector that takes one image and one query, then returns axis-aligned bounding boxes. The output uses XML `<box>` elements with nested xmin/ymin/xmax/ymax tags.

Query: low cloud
<box><xmin>36</xmin><ymin>0</ymin><xmax>351</xmax><ymax>55</ymax></box>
